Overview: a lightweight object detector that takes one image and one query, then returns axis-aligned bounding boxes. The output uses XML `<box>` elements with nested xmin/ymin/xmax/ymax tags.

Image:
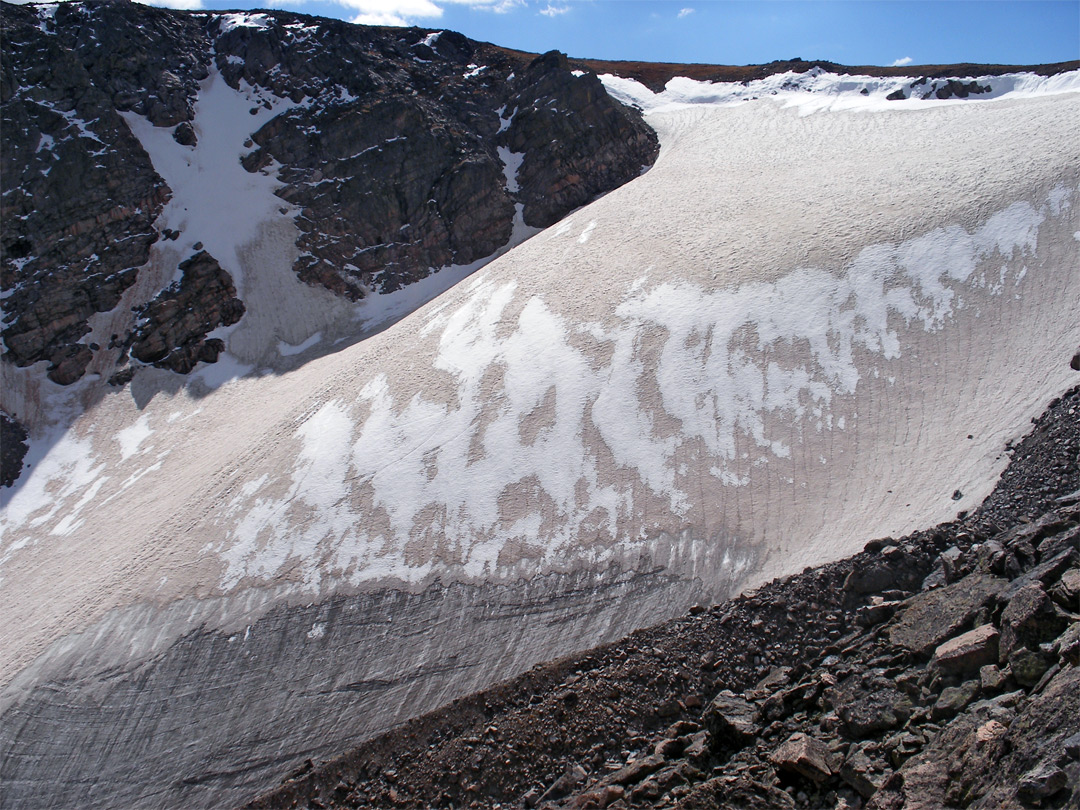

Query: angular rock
<box><xmin>840</xmin><ymin>747</ymin><xmax>886</xmax><ymax>799</ymax></box>
<box><xmin>610</xmin><ymin>754</ymin><xmax>664</xmax><ymax>787</ymax></box>
<box><xmin>930</xmin><ymin>624</ymin><xmax>999</xmax><ymax>674</ymax></box>
<box><xmin>703</xmin><ymin>691</ymin><xmax>760</xmax><ymax>752</ymax></box>
<box><xmin>769</xmin><ymin>732</ymin><xmax>836</xmax><ymax>784</ymax></box>
<box><xmin>1016</xmin><ymin>762</ymin><xmax>1068</xmax><ymax>803</ymax></box>
<box><xmin>1055</xmin><ymin>622</ymin><xmax>1080</xmax><ymax>667</ymax></box>
<box><xmin>999</xmin><ymin>583</ymin><xmax>1067</xmax><ymax>662</ymax></box>
<box><xmin>1008</xmin><ymin>647</ymin><xmax>1055</xmax><ymax>689</ymax></box>
<box><xmin>1050</xmin><ymin>567</ymin><xmax>1080</xmax><ymax>608</ymax></box>
<box><xmin>889</xmin><ymin>573</ymin><xmax>1005</xmax><ymax>657</ymax></box>
<box><xmin>128</xmin><ymin>251</ymin><xmax>244</xmax><ymax>374</ymax></box>
<box><xmin>47</xmin><ymin>343</ymin><xmax>94</xmax><ymax>385</ymax></box>
<box><xmin>677</xmin><ymin>775</ymin><xmax>795</xmax><ymax>810</ymax></box>
<box><xmin>939</xmin><ymin>546</ymin><xmax>966</xmax><ymax>583</ymax></box>
<box><xmin>540</xmin><ymin>764</ymin><xmax>588</xmax><ymax>802</ymax></box>
<box><xmin>979</xmin><ymin>664</ymin><xmax>1007</xmax><ymax>692</ymax></box>
<box><xmin>834</xmin><ymin>680</ymin><xmax>913</xmax><ymax>739</ymax></box>
<box><xmin>1036</xmin><ymin>524</ymin><xmax>1080</xmax><ymax>568</ymax></box>
<box><xmin>857</xmin><ymin>600</ymin><xmax>902</xmax><ymax>628</ymax></box>
<box><xmin>173</xmin><ymin>121</ymin><xmax>197</xmax><ymax>146</ymax></box>
<box><xmin>931</xmin><ymin>680</ymin><xmax>980</xmax><ymax>721</ymax></box>
<box><xmin>1004</xmin><ymin>549</ymin><xmax>1078</xmax><ymax>602</ymax></box>
<box><xmin>844</xmin><ymin>555</ymin><xmax>921</xmax><ymax>595</ymax></box>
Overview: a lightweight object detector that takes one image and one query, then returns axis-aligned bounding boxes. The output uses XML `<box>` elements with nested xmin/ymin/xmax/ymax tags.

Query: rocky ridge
<box><xmin>0</xmin><ymin>0</ymin><xmax>658</xmax><ymax>390</ymax></box>
<box><xmin>243</xmin><ymin>386</ymin><xmax>1080</xmax><ymax>810</ymax></box>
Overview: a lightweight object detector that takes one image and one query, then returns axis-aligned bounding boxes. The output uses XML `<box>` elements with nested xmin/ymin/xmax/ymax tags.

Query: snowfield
<box><xmin>2</xmin><ymin>71</ymin><xmax>1079</xmax><ymax>809</ymax></box>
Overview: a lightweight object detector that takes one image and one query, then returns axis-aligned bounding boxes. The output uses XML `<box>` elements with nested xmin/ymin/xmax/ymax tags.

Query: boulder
<box><xmin>929</xmin><ymin>624</ymin><xmax>999</xmax><ymax>674</ymax></box>
<box><xmin>610</xmin><ymin>754</ymin><xmax>664</xmax><ymax>787</ymax></box>
<box><xmin>844</xmin><ymin>556</ymin><xmax>921</xmax><ymax>595</ymax></box>
<box><xmin>677</xmin><ymin>775</ymin><xmax>796</xmax><ymax>810</ymax></box>
<box><xmin>540</xmin><ymin>763</ymin><xmax>587</xmax><ymax>802</ymax></box>
<box><xmin>931</xmin><ymin>680</ymin><xmax>980</xmax><ymax>721</ymax></box>
<box><xmin>1016</xmin><ymin>762</ymin><xmax>1068</xmax><ymax>804</ymax></box>
<box><xmin>703</xmin><ymin>691</ymin><xmax>760</xmax><ymax>752</ymax></box>
<box><xmin>836</xmin><ymin>685</ymin><xmax>913</xmax><ymax>739</ymax></box>
<box><xmin>1007</xmin><ymin>647</ymin><xmax>1055</xmax><ymax>689</ymax></box>
<box><xmin>998</xmin><ymin>583</ymin><xmax>1068</xmax><ymax>662</ymax></box>
<box><xmin>840</xmin><ymin>746</ymin><xmax>885</xmax><ymax>798</ymax></box>
<box><xmin>769</xmin><ymin>732</ymin><xmax>837</xmax><ymax>784</ymax></box>
<box><xmin>889</xmin><ymin>573</ymin><xmax>1005</xmax><ymax>657</ymax></box>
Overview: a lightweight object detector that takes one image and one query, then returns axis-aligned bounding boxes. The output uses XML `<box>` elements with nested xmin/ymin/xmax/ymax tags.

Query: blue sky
<box><xmin>129</xmin><ymin>1</ymin><xmax>1080</xmax><ymax>66</ymax></box>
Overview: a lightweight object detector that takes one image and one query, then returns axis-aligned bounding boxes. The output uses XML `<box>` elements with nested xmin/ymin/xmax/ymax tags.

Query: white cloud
<box><xmin>445</xmin><ymin>0</ymin><xmax>524</xmax><ymax>12</ymax></box>
<box><xmin>891</xmin><ymin>56</ymin><xmax>913</xmax><ymax>67</ymax></box>
<box><xmin>338</xmin><ymin>0</ymin><xmax>520</xmax><ymax>26</ymax></box>
<box><xmin>342</xmin><ymin>0</ymin><xmax>443</xmax><ymax>26</ymax></box>
<box><xmin>539</xmin><ymin>3</ymin><xmax>570</xmax><ymax>16</ymax></box>
<box><xmin>678</xmin><ymin>7</ymin><xmax>694</xmax><ymax>18</ymax></box>
<box><xmin>141</xmin><ymin>0</ymin><xmax>204</xmax><ymax>8</ymax></box>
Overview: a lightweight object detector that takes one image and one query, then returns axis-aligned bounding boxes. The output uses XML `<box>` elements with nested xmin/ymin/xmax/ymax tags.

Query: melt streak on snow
<box><xmin>2</xmin><ymin>78</ymin><xmax>1079</xmax><ymax>690</ymax></box>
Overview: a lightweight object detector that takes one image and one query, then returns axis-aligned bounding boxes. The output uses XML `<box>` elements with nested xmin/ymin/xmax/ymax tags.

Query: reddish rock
<box><xmin>889</xmin><ymin>573</ymin><xmax>1005</xmax><ymax>657</ymax></box>
<box><xmin>769</xmin><ymin>732</ymin><xmax>836</xmax><ymax>783</ymax></box>
<box><xmin>930</xmin><ymin>624</ymin><xmax>999</xmax><ymax>674</ymax></box>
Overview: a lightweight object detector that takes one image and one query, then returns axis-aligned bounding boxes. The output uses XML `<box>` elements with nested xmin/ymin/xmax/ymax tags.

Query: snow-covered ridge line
<box><xmin>601</xmin><ymin>68</ymin><xmax>1080</xmax><ymax>115</ymax></box>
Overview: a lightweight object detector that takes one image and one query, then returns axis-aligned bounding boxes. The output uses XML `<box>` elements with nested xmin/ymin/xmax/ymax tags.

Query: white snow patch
<box><xmin>278</xmin><ymin>332</ymin><xmax>322</xmax><ymax>357</ymax></box>
<box><xmin>217</xmin><ymin>186</ymin><xmax>1058</xmax><ymax>589</ymax></box>
<box><xmin>218</xmin><ymin>13</ymin><xmax>270</xmax><ymax>33</ymax></box>
<box><xmin>497</xmin><ymin>146</ymin><xmax>524</xmax><ymax>193</ymax></box>
<box><xmin>120</xmin><ymin>66</ymin><xmax>304</xmax><ymax>301</ymax></box>
<box><xmin>601</xmin><ymin>69</ymin><xmax>1080</xmax><ymax>116</ymax></box>
<box><xmin>116</xmin><ymin>414</ymin><xmax>153</xmax><ymax>461</ymax></box>
<box><xmin>221</xmin><ymin>400</ymin><xmax>360</xmax><ymax>589</ymax></box>
<box><xmin>0</xmin><ymin>426</ymin><xmax>105</xmax><ymax>553</ymax></box>
<box><xmin>191</xmin><ymin>352</ymin><xmax>255</xmax><ymax>390</ymax></box>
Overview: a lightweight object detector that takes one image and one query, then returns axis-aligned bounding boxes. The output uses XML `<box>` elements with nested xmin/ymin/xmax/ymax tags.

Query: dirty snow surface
<box><xmin>2</xmin><ymin>74</ymin><xmax>1079</xmax><ymax>810</ymax></box>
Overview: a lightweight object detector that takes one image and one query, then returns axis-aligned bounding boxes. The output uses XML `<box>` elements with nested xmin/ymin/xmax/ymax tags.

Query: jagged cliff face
<box><xmin>0</xmin><ymin>0</ymin><xmax>657</xmax><ymax>390</ymax></box>
<box><xmin>1</xmin><ymin>4</ymin><xmax>1079</xmax><ymax>810</ymax></box>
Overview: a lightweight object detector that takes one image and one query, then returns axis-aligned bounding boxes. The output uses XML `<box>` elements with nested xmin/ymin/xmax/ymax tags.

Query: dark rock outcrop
<box><xmin>501</xmin><ymin>50</ymin><xmax>659</xmax><ymax>228</ymax></box>
<box><xmin>1</xmin><ymin>410</ymin><xmax>29</xmax><ymax>487</ymax></box>
<box><xmin>1</xmin><ymin>2</ymin><xmax>168</xmax><ymax>378</ymax></box>
<box><xmin>128</xmin><ymin>251</ymin><xmax>244</xmax><ymax>374</ymax></box>
<box><xmin>241</xmin><ymin>387</ymin><xmax>1080</xmax><ymax>810</ymax></box>
<box><xmin>240</xmin><ymin>39</ymin><xmax>658</xmax><ymax>296</ymax></box>
<box><xmin>1</xmin><ymin>2</ymin><xmax>659</xmax><ymax>382</ymax></box>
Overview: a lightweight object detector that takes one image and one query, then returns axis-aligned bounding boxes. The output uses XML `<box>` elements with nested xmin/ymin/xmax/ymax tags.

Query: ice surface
<box><xmin>3</xmin><ymin>74</ymin><xmax>1077</xmax><ymax>728</ymax></box>
<box><xmin>2</xmin><ymin>63</ymin><xmax>1078</xmax><ymax>810</ymax></box>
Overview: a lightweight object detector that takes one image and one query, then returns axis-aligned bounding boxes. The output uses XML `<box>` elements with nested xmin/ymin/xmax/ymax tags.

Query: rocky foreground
<box><xmin>244</xmin><ymin>386</ymin><xmax>1080</xmax><ymax>810</ymax></box>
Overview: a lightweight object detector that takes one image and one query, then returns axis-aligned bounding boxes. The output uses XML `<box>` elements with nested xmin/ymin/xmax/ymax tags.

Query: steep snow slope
<box><xmin>2</xmin><ymin>77</ymin><xmax>1079</xmax><ymax>809</ymax></box>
